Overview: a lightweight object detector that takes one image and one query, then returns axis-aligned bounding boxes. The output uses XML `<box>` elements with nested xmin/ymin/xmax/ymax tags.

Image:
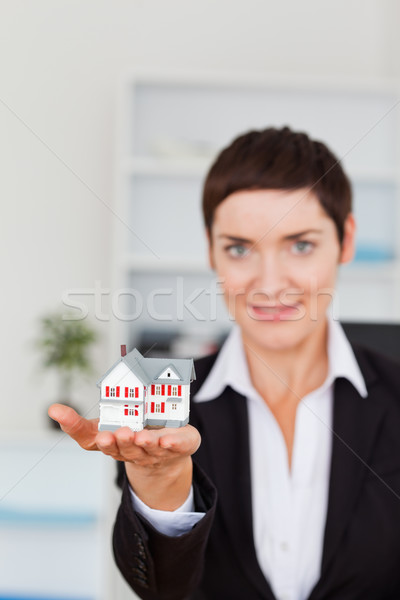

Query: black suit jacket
<box><xmin>113</xmin><ymin>344</ymin><xmax>400</xmax><ymax>600</ymax></box>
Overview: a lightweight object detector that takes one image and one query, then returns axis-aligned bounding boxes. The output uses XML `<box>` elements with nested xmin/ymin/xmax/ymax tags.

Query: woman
<box><xmin>50</xmin><ymin>127</ymin><xmax>400</xmax><ymax>600</ymax></box>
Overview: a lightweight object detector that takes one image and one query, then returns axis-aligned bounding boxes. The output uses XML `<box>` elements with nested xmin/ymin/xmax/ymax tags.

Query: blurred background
<box><xmin>1</xmin><ymin>0</ymin><xmax>400</xmax><ymax>598</ymax></box>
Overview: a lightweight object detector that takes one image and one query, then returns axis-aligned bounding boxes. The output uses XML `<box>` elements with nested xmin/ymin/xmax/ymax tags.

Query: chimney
<box><xmin>121</xmin><ymin>344</ymin><xmax>127</xmax><ymax>357</ymax></box>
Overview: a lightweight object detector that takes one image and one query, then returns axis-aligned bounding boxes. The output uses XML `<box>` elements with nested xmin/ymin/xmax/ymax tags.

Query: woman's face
<box><xmin>209</xmin><ymin>188</ymin><xmax>355</xmax><ymax>353</ymax></box>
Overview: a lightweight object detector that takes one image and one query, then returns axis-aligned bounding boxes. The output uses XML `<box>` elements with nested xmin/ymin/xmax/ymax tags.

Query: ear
<box><xmin>206</xmin><ymin>229</ymin><xmax>216</xmax><ymax>270</ymax></box>
<box><xmin>339</xmin><ymin>213</ymin><xmax>356</xmax><ymax>264</ymax></box>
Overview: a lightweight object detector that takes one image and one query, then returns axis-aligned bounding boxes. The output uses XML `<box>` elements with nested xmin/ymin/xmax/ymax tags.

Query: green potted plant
<box><xmin>36</xmin><ymin>312</ymin><xmax>97</xmax><ymax>427</ymax></box>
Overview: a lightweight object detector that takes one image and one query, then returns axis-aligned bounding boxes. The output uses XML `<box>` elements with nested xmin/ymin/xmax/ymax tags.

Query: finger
<box><xmin>114</xmin><ymin>428</ymin><xmax>150</xmax><ymax>461</ymax></box>
<box><xmin>48</xmin><ymin>403</ymin><xmax>99</xmax><ymax>451</ymax></box>
<box><xmin>114</xmin><ymin>427</ymin><xmax>161</xmax><ymax>464</ymax></box>
<box><xmin>133</xmin><ymin>429</ymin><xmax>161</xmax><ymax>450</ymax></box>
<box><xmin>114</xmin><ymin>427</ymin><xmax>136</xmax><ymax>449</ymax></box>
<box><xmin>131</xmin><ymin>426</ymin><xmax>199</xmax><ymax>453</ymax></box>
<box><xmin>95</xmin><ymin>431</ymin><xmax>120</xmax><ymax>457</ymax></box>
<box><xmin>159</xmin><ymin>425</ymin><xmax>201</xmax><ymax>454</ymax></box>
<box><xmin>114</xmin><ymin>428</ymin><xmax>172</xmax><ymax>466</ymax></box>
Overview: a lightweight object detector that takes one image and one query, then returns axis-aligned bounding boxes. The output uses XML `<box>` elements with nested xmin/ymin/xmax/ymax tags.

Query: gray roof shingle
<box><xmin>97</xmin><ymin>348</ymin><xmax>196</xmax><ymax>387</ymax></box>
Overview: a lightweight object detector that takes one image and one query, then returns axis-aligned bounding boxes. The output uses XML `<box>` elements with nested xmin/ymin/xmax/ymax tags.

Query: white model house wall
<box><xmin>145</xmin><ymin>382</ymin><xmax>190</xmax><ymax>427</ymax></box>
<box><xmin>179</xmin><ymin>384</ymin><xmax>190</xmax><ymax>424</ymax></box>
<box><xmin>99</xmin><ymin>361</ymin><xmax>145</xmax><ymax>430</ymax></box>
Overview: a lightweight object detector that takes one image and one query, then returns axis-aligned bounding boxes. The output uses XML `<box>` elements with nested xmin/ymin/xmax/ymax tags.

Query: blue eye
<box><xmin>292</xmin><ymin>240</ymin><xmax>314</xmax><ymax>255</ymax></box>
<box><xmin>225</xmin><ymin>244</ymin><xmax>250</xmax><ymax>258</ymax></box>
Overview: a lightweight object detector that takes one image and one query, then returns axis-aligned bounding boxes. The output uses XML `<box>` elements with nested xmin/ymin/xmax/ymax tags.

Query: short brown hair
<box><xmin>202</xmin><ymin>126</ymin><xmax>352</xmax><ymax>244</ymax></box>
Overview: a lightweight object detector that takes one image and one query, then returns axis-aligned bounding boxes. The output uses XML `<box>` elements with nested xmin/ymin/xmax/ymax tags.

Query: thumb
<box><xmin>48</xmin><ymin>403</ymin><xmax>99</xmax><ymax>450</ymax></box>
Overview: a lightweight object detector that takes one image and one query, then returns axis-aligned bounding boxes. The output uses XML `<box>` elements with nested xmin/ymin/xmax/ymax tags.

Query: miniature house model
<box><xmin>97</xmin><ymin>346</ymin><xmax>196</xmax><ymax>432</ymax></box>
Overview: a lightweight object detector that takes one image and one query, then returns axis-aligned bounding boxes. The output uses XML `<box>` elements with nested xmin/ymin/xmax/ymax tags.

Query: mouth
<box><xmin>248</xmin><ymin>303</ymin><xmax>301</xmax><ymax>321</ymax></box>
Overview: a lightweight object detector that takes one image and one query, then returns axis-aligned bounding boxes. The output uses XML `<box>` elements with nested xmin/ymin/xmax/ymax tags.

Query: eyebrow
<box><xmin>218</xmin><ymin>229</ymin><xmax>323</xmax><ymax>244</ymax></box>
<box><xmin>283</xmin><ymin>229</ymin><xmax>324</xmax><ymax>240</ymax></box>
<box><xmin>217</xmin><ymin>235</ymin><xmax>253</xmax><ymax>243</ymax></box>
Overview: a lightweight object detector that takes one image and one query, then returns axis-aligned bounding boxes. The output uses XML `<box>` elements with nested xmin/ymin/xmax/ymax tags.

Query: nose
<box><xmin>250</xmin><ymin>252</ymin><xmax>290</xmax><ymax>303</ymax></box>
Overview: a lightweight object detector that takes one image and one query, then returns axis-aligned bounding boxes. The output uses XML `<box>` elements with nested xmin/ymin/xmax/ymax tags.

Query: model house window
<box><xmin>128</xmin><ymin>407</ymin><xmax>139</xmax><ymax>417</ymax></box>
<box><xmin>155</xmin><ymin>385</ymin><xmax>161</xmax><ymax>395</ymax></box>
<box><xmin>167</xmin><ymin>372</ymin><xmax>171</xmax><ymax>377</ymax></box>
<box><xmin>155</xmin><ymin>403</ymin><xmax>161</xmax><ymax>413</ymax></box>
<box><xmin>172</xmin><ymin>386</ymin><xmax>178</xmax><ymax>396</ymax></box>
<box><xmin>110</xmin><ymin>387</ymin><xmax>115</xmax><ymax>397</ymax></box>
<box><xmin>129</xmin><ymin>389</ymin><xmax>135</xmax><ymax>398</ymax></box>
<box><xmin>171</xmin><ymin>403</ymin><xmax>177</xmax><ymax>410</ymax></box>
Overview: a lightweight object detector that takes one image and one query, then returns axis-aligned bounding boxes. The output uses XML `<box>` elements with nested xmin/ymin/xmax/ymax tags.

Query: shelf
<box><xmin>124</xmin><ymin>67</ymin><xmax>400</xmax><ymax>96</ymax></box>
<box><xmin>0</xmin><ymin>596</ymin><xmax>92</xmax><ymax>600</ymax></box>
<box><xmin>349</xmin><ymin>168</ymin><xmax>399</xmax><ymax>184</ymax></box>
<box><xmin>120</xmin><ymin>155</ymin><xmax>213</xmax><ymax>177</ymax></box>
<box><xmin>120</xmin><ymin>253</ymin><xmax>209</xmax><ymax>273</ymax></box>
<box><xmin>339</xmin><ymin>260</ymin><xmax>400</xmax><ymax>280</ymax></box>
<box><xmin>0</xmin><ymin>508</ymin><xmax>97</xmax><ymax>527</ymax></box>
<box><xmin>121</xmin><ymin>157</ymin><xmax>400</xmax><ymax>184</ymax></box>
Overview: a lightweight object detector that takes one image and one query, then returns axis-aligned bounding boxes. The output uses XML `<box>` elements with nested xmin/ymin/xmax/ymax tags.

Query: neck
<box><xmin>242</xmin><ymin>319</ymin><xmax>329</xmax><ymax>405</ymax></box>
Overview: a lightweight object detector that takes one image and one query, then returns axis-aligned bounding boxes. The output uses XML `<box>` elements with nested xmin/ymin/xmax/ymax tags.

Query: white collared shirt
<box><xmin>131</xmin><ymin>318</ymin><xmax>367</xmax><ymax>600</ymax></box>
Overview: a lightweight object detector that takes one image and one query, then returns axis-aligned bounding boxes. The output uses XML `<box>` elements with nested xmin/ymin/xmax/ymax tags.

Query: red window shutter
<box><xmin>125</xmin><ymin>387</ymin><xmax>128</xmax><ymax>398</ymax></box>
<box><xmin>106</xmin><ymin>386</ymin><xmax>110</xmax><ymax>397</ymax></box>
<box><xmin>124</xmin><ymin>405</ymin><xmax>128</xmax><ymax>416</ymax></box>
<box><xmin>168</xmin><ymin>385</ymin><xmax>171</xmax><ymax>396</ymax></box>
<box><xmin>116</xmin><ymin>386</ymin><xmax>120</xmax><ymax>398</ymax></box>
<box><xmin>151</xmin><ymin>402</ymin><xmax>155</xmax><ymax>413</ymax></box>
<box><xmin>151</xmin><ymin>384</ymin><xmax>155</xmax><ymax>395</ymax></box>
<box><xmin>161</xmin><ymin>385</ymin><xmax>165</xmax><ymax>396</ymax></box>
<box><xmin>161</xmin><ymin>402</ymin><xmax>165</xmax><ymax>413</ymax></box>
<box><xmin>178</xmin><ymin>385</ymin><xmax>182</xmax><ymax>395</ymax></box>
<box><xmin>135</xmin><ymin>387</ymin><xmax>139</xmax><ymax>397</ymax></box>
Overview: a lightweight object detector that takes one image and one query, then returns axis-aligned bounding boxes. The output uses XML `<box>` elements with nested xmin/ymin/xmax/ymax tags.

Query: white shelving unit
<box><xmin>0</xmin><ymin>432</ymin><xmax>118</xmax><ymax>600</ymax></box>
<box><xmin>111</xmin><ymin>70</ymin><xmax>400</xmax><ymax>355</ymax></box>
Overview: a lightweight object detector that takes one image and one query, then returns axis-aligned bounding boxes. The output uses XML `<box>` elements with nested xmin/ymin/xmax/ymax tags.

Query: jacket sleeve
<box><xmin>112</xmin><ymin>461</ymin><xmax>217</xmax><ymax>600</ymax></box>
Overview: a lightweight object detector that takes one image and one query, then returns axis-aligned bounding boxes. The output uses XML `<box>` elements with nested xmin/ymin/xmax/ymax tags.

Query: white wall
<box><xmin>0</xmin><ymin>0</ymin><xmax>398</xmax><ymax>431</ymax></box>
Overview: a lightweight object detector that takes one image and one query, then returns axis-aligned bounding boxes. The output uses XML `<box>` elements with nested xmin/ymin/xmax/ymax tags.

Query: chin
<box><xmin>243</xmin><ymin>324</ymin><xmax>298</xmax><ymax>350</ymax></box>
<box><xmin>238</xmin><ymin>313</ymin><xmax>321</xmax><ymax>353</ymax></box>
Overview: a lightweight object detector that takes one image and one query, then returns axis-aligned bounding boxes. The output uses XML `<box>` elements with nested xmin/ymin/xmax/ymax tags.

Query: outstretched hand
<box><xmin>48</xmin><ymin>403</ymin><xmax>201</xmax><ymax>510</ymax></box>
<box><xmin>48</xmin><ymin>403</ymin><xmax>100</xmax><ymax>450</ymax></box>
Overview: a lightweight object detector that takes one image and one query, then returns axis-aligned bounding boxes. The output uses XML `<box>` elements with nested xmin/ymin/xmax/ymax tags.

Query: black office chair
<box><xmin>341</xmin><ymin>322</ymin><xmax>400</xmax><ymax>362</ymax></box>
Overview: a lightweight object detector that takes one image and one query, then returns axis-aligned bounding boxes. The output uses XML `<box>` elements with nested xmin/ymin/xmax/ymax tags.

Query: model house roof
<box><xmin>97</xmin><ymin>348</ymin><xmax>196</xmax><ymax>387</ymax></box>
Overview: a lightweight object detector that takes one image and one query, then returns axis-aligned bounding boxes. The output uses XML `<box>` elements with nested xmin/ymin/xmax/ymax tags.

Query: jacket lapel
<box><xmin>309</xmin><ymin>350</ymin><xmax>387</xmax><ymax>598</ymax></box>
<box><xmin>194</xmin><ymin>386</ymin><xmax>277</xmax><ymax>600</ymax></box>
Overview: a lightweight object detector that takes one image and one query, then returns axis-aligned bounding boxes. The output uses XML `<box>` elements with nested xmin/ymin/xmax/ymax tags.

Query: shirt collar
<box><xmin>194</xmin><ymin>318</ymin><xmax>368</xmax><ymax>403</ymax></box>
